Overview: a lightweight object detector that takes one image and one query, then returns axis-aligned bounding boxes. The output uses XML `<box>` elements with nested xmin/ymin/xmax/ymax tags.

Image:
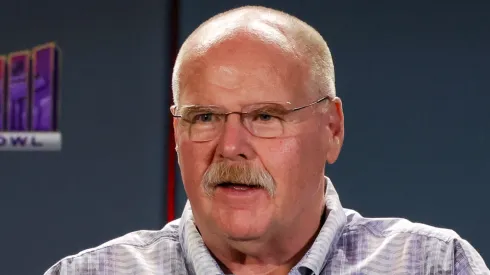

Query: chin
<box><xmin>222</xmin><ymin>226</ymin><xmax>266</xmax><ymax>242</ymax></box>
<box><xmin>214</xmin><ymin>210</ymin><xmax>272</xmax><ymax>242</ymax></box>
<box><xmin>226</xmin><ymin>234</ymin><xmax>262</xmax><ymax>242</ymax></box>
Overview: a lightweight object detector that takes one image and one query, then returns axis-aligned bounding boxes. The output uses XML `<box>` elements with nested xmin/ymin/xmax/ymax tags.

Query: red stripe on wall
<box><xmin>167</xmin><ymin>0</ymin><xmax>180</xmax><ymax>222</ymax></box>
<box><xmin>167</xmin><ymin>124</ymin><xmax>176</xmax><ymax>222</ymax></box>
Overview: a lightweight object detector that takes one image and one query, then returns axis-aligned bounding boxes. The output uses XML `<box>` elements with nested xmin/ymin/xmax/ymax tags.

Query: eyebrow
<box><xmin>178</xmin><ymin>105</ymin><xmax>223</xmax><ymax>116</ymax></box>
<box><xmin>179</xmin><ymin>102</ymin><xmax>295</xmax><ymax>116</ymax></box>
<box><xmin>247</xmin><ymin>104</ymin><xmax>290</xmax><ymax>115</ymax></box>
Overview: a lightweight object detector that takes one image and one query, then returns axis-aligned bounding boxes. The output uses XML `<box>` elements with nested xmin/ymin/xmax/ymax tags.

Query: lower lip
<box><xmin>215</xmin><ymin>185</ymin><xmax>266</xmax><ymax>198</ymax></box>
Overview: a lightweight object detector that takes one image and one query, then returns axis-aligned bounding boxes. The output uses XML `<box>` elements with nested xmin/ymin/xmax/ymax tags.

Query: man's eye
<box><xmin>253</xmin><ymin>112</ymin><xmax>282</xmax><ymax>122</ymax></box>
<box><xmin>257</xmin><ymin>113</ymin><xmax>273</xmax><ymax>121</ymax></box>
<box><xmin>193</xmin><ymin>113</ymin><xmax>215</xmax><ymax>123</ymax></box>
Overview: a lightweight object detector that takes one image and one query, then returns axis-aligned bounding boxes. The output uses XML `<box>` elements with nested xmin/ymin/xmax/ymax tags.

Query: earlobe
<box><xmin>325</xmin><ymin>134</ymin><xmax>342</xmax><ymax>165</ymax></box>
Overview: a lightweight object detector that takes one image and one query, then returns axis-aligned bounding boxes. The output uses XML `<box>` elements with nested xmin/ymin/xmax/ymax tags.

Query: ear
<box><xmin>171</xmin><ymin>105</ymin><xmax>180</xmax><ymax>151</ymax></box>
<box><xmin>325</xmin><ymin>97</ymin><xmax>345</xmax><ymax>164</ymax></box>
<box><xmin>173</xmin><ymin>118</ymin><xmax>179</xmax><ymax>148</ymax></box>
<box><xmin>172</xmin><ymin>117</ymin><xmax>181</xmax><ymax>165</ymax></box>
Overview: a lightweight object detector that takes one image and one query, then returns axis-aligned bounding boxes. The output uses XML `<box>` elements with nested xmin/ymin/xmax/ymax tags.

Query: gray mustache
<box><xmin>201</xmin><ymin>162</ymin><xmax>276</xmax><ymax>197</ymax></box>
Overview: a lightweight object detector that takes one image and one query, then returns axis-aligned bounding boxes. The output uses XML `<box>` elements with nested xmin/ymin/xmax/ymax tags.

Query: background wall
<box><xmin>0</xmin><ymin>1</ymin><xmax>170</xmax><ymax>274</ymax></box>
<box><xmin>0</xmin><ymin>1</ymin><xmax>488</xmax><ymax>274</ymax></box>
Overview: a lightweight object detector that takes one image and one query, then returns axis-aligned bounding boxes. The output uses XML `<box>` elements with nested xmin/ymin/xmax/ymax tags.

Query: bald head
<box><xmin>172</xmin><ymin>6</ymin><xmax>335</xmax><ymax>106</ymax></box>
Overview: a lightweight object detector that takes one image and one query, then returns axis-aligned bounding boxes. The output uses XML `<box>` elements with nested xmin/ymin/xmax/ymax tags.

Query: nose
<box><xmin>215</xmin><ymin>113</ymin><xmax>254</xmax><ymax>161</ymax></box>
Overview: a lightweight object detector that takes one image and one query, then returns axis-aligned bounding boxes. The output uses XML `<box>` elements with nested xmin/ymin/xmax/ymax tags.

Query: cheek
<box><xmin>258</xmin><ymin>137</ymin><xmax>324</xmax><ymax>195</ymax></box>
<box><xmin>258</xmin><ymin>139</ymin><xmax>303</xmax><ymax>189</ymax></box>
<box><xmin>261</xmin><ymin>137</ymin><xmax>321</xmax><ymax>172</ymax></box>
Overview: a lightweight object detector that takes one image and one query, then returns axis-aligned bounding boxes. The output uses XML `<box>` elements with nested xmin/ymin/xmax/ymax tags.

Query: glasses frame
<box><xmin>170</xmin><ymin>95</ymin><xmax>332</xmax><ymax>140</ymax></box>
<box><xmin>170</xmin><ymin>95</ymin><xmax>331</xmax><ymax>120</ymax></box>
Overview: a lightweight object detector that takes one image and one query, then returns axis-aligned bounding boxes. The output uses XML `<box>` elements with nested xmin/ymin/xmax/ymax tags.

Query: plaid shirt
<box><xmin>44</xmin><ymin>178</ymin><xmax>489</xmax><ymax>275</ymax></box>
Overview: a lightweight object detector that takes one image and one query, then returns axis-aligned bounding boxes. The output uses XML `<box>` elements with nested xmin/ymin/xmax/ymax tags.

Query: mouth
<box><xmin>216</xmin><ymin>182</ymin><xmax>261</xmax><ymax>190</ymax></box>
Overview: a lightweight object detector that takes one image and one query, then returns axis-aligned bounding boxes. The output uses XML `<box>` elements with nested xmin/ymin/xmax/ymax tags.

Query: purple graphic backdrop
<box><xmin>0</xmin><ymin>57</ymin><xmax>5</xmax><ymax>130</ymax></box>
<box><xmin>7</xmin><ymin>53</ymin><xmax>29</xmax><ymax>131</ymax></box>
<box><xmin>32</xmin><ymin>45</ymin><xmax>56</xmax><ymax>131</ymax></box>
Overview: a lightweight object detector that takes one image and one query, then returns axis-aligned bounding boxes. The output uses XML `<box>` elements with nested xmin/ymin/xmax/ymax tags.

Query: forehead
<box><xmin>178</xmin><ymin>34</ymin><xmax>310</xmax><ymax>107</ymax></box>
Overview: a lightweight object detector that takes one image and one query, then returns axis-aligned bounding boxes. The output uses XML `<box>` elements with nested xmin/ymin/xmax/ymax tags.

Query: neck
<box><xmin>201</xmin><ymin>188</ymin><xmax>327</xmax><ymax>275</ymax></box>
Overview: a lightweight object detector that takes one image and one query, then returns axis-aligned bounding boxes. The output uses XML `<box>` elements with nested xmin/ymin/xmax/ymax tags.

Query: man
<box><xmin>45</xmin><ymin>6</ymin><xmax>489</xmax><ymax>275</ymax></box>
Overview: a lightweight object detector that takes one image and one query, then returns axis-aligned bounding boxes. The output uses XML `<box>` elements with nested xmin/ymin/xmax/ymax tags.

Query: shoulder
<box><xmin>343</xmin><ymin>208</ymin><xmax>459</xmax><ymax>241</ymax></box>
<box><xmin>44</xmin><ymin>219</ymin><xmax>186</xmax><ymax>275</ymax></box>
<box><xmin>340</xmin><ymin>209</ymin><xmax>489</xmax><ymax>274</ymax></box>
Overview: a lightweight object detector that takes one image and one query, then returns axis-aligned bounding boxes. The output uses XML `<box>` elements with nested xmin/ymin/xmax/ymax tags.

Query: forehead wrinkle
<box><xmin>179</xmin><ymin>41</ymin><xmax>302</xmax><ymax>104</ymax></box>
<box><xmin>204</xmin><ymin>62</ymin><xmax>285</xmax><ymax>91</ymax></box>
<box><xmin>183</xmin><ymin>64</ymin><xmax>300</xmax><ymax>107</ymax></box>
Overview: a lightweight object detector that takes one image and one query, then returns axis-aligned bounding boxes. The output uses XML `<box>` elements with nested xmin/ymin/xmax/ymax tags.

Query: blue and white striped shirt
<box><xmin>45</xmin><ymin>178</ymin><xmax>489</xmax><ymax>274</ymax></box>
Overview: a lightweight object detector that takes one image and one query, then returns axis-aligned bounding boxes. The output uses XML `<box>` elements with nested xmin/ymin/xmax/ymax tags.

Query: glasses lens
<box><xmin>178</xmin><ymin>106</ymin><xmax>224</xmax><ymax>141</ymax></box>
<box><xmin>189</xmin><ymin>126</ymin><xmax>219</xmax><ymax>141</ymax></box>
<box><xmin>243</xmin><ymin>104</ymin><xmax>286</xmax><ymax>138</ymax></box>
<box><xmin>176</xmin><ymin>104</ymin><xmax>290</xmax><ymax>140</ymax></box>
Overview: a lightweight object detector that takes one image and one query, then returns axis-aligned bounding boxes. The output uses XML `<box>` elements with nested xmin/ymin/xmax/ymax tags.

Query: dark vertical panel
<box><xmin>167</xmin><ymin>0</ymin><xmax>180</xmax><ymax>222</ymax></box>
<box><xmin>0</xmin><ymin>0</ymin><xmax>169</xmax><ymax>274</ymax></box>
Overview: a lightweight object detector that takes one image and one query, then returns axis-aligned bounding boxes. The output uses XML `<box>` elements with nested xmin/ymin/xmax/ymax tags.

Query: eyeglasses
<box><xmin>170</xmin><ymin>95</ymin><xmax>331</xmax><ymax>142</ymax></box>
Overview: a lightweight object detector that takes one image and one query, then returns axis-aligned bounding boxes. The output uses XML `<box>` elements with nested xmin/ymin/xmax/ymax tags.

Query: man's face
<box><xmin>174</xmin><ymin>36</ymin><xmax>343</xmax><ymax>241</ymax></box>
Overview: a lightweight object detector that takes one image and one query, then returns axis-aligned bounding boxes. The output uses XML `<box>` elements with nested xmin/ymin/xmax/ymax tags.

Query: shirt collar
<box><xmin>294</xmin><ymin>177</ymin><xmax>347</xmax><ymax>275</ymax></box>
<box><xmin>178</xmin><ymin>177</ymin><xmax>347</xmax><ymax>275</ymax></box>
<box><xmin>179</xmin><ymin>201</ymin><xmax>222</xmax><ymax>275</ymax></box>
